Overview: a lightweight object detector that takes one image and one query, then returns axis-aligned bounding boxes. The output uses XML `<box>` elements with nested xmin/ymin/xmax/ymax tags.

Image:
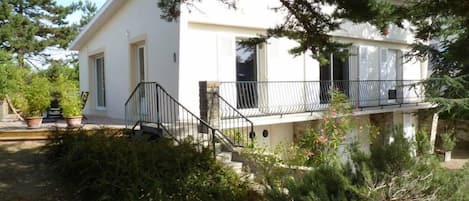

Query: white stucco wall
<box><xmin>339</xmin><ymin>115</ymin><xmax>371</xmax><ymax>162</ymax></box>
<box><xmin>178</xmin><ymin>0</ymin><xmax>426</xmax><ymax>116</ymax></box>
<box><xmin>253</xmin><ymin>123</ymin><xmax>294</xmax><ymax>148</ymax></box>
<box><xmin>79</xmin><ymin>0</ymin><xmax>180</xmax><ymax>119</ymax></box>
<box><xmin>77</xmin><ymin>0</ymin><xmax>427</xmax><ymax>121</ymax></box>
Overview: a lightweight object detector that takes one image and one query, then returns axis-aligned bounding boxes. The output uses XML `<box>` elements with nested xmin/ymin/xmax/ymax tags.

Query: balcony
<box><xmin>218</xmin><ymin>80</ymin><xmax>425</xmax><ymax>118</ymax></box>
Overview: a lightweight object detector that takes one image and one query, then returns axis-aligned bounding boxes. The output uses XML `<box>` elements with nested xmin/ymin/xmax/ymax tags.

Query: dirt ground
<box><xmin>0</xmin><ymin>141</ymin><xmax>77</xmax><ymax>201</ymax></box>
<box><xmin>441</xmin><ymin>140</ymin><xmax>469</xmax><ymax>170</ymax></box>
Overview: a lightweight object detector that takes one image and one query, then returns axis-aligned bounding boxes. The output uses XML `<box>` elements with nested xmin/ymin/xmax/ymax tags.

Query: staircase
<box><xmin>124</xmin><ymin>82</ymin><xmax>254</xmax><ymax>176</ymax></box>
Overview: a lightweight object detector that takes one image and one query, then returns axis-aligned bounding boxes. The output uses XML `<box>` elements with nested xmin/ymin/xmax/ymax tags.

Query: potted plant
<box><xmin>57</xmin><ymin>75</ymin><xmax>83</xmax><ymax>128</ymax></box>
<box><xmin>61</xmin><ymin>93</ymin><xmax>83</xmax><ymax>128</ymax></box>
<box><xmin>19</xmin><ymin>76</ymin><xmax>51</xmax><ymax>128</ymax></box>
<box><xmin>440</xmin><ymin>128</ymin><xmax>456</xmax><ymax>162</ymax></box>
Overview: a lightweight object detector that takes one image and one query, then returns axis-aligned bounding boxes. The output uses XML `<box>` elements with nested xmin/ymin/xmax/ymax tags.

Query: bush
<box><xmin>416</xmin><ymin>129</ymin><xmax>432</xmax><ymax>156</ymax></box>
<box><xmin>260</xmin><ymin>127</ymin><xmax>469</xmax><ymax>201</ymax></box>
<box><xmin>18</xmin><ymin>75</ymin><xmax>51</xmax><ymax>117</ymax></box>
<box><xmin>56</xmin><ymin>75</ymin><xmax>82</xmax><ymax>117</ymax></box>
<box><xmin>0</xmin><ymin>52</ymin><xmax>27</xmax><ymax>100</ymax></box>
<box><xmin>46</xmin><ymin>130</ymin><xmax>255</xmax><ymax>201</ymax></box>
<box><xmin>440</xmin><ymin>128</ymin><xmax>456</xmax><ymax>152</ymax></box>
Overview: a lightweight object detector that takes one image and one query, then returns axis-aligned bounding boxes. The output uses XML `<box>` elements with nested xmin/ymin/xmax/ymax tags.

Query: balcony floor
<box><xmin>242</xmin><ymin>102</ymin><xmax>435</xmax><ymax>126</ymax></box>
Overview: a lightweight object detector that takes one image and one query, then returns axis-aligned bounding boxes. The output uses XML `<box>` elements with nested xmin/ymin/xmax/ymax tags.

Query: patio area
<box><xmin>0</xmin><ymin>115</ymin><xmax>126</xmax><ymax>140</ymax></box>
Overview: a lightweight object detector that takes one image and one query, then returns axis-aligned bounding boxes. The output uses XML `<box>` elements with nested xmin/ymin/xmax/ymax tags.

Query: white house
<box><xmin>70</xmin><ymin>0</ymin><xmax>433</xmax><ymax>150</ymax></box>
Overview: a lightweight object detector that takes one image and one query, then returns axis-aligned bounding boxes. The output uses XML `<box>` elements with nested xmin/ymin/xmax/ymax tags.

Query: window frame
<box><xmin>95</xmin><ymin>55</ymin><xmax>106</xmax><ymax>110</ymax></box>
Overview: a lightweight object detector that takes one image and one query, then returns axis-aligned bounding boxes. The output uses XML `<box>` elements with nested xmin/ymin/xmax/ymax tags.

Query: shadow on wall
<box><xmin>334</xmin><ymin>22</ymin><xmax>413</xmax><ymax>43</ymax></box>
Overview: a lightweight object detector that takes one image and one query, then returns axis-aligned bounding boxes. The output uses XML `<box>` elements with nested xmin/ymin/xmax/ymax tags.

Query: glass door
<box><xmin>236</xmin><ymin>40</ymin><xmax>258</xmax><ymax>109</ymax></box>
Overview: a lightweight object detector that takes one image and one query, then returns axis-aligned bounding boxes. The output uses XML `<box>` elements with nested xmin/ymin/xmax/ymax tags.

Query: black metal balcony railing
<box><xmin>219</xmin><ymin>80</ymin><xmax>424</xmax><ymax>118</ymax></box>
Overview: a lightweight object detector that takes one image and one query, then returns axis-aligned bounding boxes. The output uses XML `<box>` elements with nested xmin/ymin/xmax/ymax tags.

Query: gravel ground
<box><xmin>0</xmin><ymin>141</ymin><xmax>77</xmax><ymax>201</ymax></box>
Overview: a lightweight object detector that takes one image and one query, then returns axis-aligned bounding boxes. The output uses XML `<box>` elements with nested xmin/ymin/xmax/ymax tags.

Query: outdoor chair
<box><xmin>81</xmin><ymin>91</ymin><xmax>89</xmax><ymax>120</ymax></box>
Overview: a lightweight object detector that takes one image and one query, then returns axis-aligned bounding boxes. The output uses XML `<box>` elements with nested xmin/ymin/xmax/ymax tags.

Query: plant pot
<box><xmin>65</xmin><ymin>116</ymin><xmax>82</xmax><ymax>128</ymax></box>
<box><xmin>25</xmin><ymin>117</ymin><xmax>43</xmax><ymax>129</ymax></box>
<box><xmin>444</xmin><ymin>151</ymin><xmax>452</xmax><ymax>162</ymax></box>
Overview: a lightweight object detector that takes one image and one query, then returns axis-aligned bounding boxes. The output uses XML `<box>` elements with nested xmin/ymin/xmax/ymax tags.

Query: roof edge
<box><xmin>69</xmin><ymin>0</ymin><xmax>126</xmax><ymax>50</ymax></box>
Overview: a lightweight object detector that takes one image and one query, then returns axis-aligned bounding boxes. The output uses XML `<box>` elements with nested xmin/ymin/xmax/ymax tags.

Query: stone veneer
<box><xmin>292</xmin><ymin>120</ymin><xmax>320</xmax><ymax>144</ymax></box>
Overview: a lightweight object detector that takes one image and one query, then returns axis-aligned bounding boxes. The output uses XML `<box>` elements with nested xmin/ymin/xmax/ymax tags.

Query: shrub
<box><xmin>47</xmin><ymin>130</ymin><xmax>255</xmax><ymax>201</ymax></box>
<box><xmin>60</xmin><ymin>94</ymin><xmax>82</xmax><ymax>117</ymax></box>
<box><xmin>299</xmin><ymin>89</ymin><xmax>355</xmax><ymax>167</ymax></box>
<box><xmin>260</xmin><ymin>127</ymin><xmax>469</xmax><ymax>201</ymax></box>
<box><xmin>56</xmin><ymin>75</ymin><xmax>82</xmax><ymax>117</ymax></box>
<box><xmin>0</xmin><ymin>53</ymin><xmax>27</xmax><ymax>100</ymax></box>
<box><xmin>416</xmin><ymin>129</ymin><xmax>432</xmax><ymax>156</ymax></box>
<box><xmin>18</xmin><ymin>75</ymin><xmax>51</xmax><ymax>117</ymax></box>
<box><xmin>440</xmin><ymin>128</ymin><xmax>456</xmax><ymax>152</ymax></box>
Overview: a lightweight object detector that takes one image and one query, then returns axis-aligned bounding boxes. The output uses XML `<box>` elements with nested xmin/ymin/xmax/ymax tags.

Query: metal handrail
<box><xmin>215</xmin><ymin>92</ymin><xmax>255</xmax><ymax>147</ymax></box>
<box><xmin>218</xmin><ymin>80</ymin><xmax>425</xmax><ymax>117</ymax></box>
<box><xmin>124</xmin><ymin>82</ymin><xmax>157</xmax><ymax>105</ymax></box>
<box><xmin>124</xmin><ymin>82</ymin><xmax>219</xmax><ymax>156</ymax></box>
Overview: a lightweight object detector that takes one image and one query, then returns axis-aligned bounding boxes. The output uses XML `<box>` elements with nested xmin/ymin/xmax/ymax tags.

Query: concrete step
<box><xmin>216</xmin><ymin>151</ymin><xmax>232</xmax><ymax>162</ymax></box>
<box><xmin>223</xmin><ymin>161</ymin><xmax>243</xmax><ymax>174</ymax></box>
<box><xmin>214</xmin><ymin>142</ymin><xmax>222</xmax><ymax>154</ymax></box>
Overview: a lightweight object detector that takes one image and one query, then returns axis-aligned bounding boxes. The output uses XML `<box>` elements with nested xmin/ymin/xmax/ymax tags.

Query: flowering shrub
<box><xmin>299</xmin><ymin>89</ymin><xmax>356</xmax><ymax>166</ymax></box>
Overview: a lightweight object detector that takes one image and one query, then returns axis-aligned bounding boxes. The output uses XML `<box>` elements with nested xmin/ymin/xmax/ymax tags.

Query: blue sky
<box><xmin>57</xmin><ymin>0</ymin><xmax>107</xmax><ymax>24</ymax></box>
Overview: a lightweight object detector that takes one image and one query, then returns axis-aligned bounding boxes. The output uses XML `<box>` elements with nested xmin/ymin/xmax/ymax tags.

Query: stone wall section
<box><xmin>292</xmin><ymin>120</ymin><xmax>320</xmax><ymax>144</ymax></box>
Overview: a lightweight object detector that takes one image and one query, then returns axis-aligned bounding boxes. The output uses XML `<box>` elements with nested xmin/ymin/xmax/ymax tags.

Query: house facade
<box><xmin>71</xmin><ymin>0</ymin><xmax>433</xmax><ymax>150</ymax></box>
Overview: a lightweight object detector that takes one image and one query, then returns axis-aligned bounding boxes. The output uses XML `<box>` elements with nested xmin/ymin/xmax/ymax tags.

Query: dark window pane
<box><xmin>236</xmin><ymin>40</ymin><xmax>258</xmax><ymax>109</ymax></box>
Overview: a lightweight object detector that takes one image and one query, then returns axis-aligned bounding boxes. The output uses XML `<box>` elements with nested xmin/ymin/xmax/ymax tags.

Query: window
<box><xmin>95</xmin><ymin>56</ymin><xmax>106</xmax><ymax>109</ymax></box>
<box><xmin>236</xmin><ymin>40</ymin><xmax>258</xmax><ymax>109</ymax></box>
<box><xmin>137</xmin><ymin>45</ymin><xmax>145</xmax><ymax>83</ymax></box>
<box><xmin>319</xmin><ymin>51</ymin><xmax>351</xmax><ymax>103</ymax></box>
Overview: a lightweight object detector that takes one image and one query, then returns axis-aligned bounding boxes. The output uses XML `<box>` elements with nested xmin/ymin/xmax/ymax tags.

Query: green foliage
<box><xmin>299</xmin><ymin>89</ymin><xmax>355</xmax><ymax>166</ymax></box>
<box><xmin>46</xmin><ymin>130</ymin><xmax>254</xmax><ymax>201</ymax></box>
<box><xmin>0</xmin><ymin>0</ymin><xmax>81</xmax><ymax>67</ymax></box>
<box><xmin>260</xmin><ymin>127</ymin><xmax>469</xmax><ymax>201</ymax></box>
<box><xmin>399</xmin><ymin>1</ymin><xmax>469</xmax><ymax>120</ymax></box>
<box><xmin>440</xmin><ymin>128</ymin><xmax>456</xmax><ymax>152</ymax></box>
<box><xmin>60</xmin><ymin>93</ymin><xmax>82</xmax><ymax>117</ymax></box>
<box><xmin>17</xmin><ymin>75</ymin><xmax>51</xmax><ymax>117</ymax></box>
<box><xmin>265</xmin><ymin>165</ymin><xmax>360</xmax><ymax>201</ymax></box>
<box><xmin>77</xmin><ymin>1</ymin><xmax>98</xmax><ymax>28</ymax></box>
<box><xmin>416</xmin><ymin>129</ymin><xmax>432</xmax><ymax>156</ymax></box>
<box><xmin>55</xmin><ymin>75</ymin><xmax>82</xmax><ymax>117</ymax></box>
<box><xmin>369</xmin><ymin>126</ymin><xmax>414</xmax><ymax>174</ymax></box>
<box><xmin>41</xmin><ymin>60</ymin><xmax>79</xmax><ymax>84</ymax></box>
<box><xmin>0</xmin><ymin>51</ymin><xmax>27</xmax><ymax>100</ymax></box>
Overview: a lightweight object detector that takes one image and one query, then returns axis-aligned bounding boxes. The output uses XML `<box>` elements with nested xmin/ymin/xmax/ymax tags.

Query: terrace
<box><xmin>0</xmin><ymin>115</ymin><xmax>126</xmax><ymax>141</ymax></box>
<box><xmin>215</xmin><ymin>80</ymin><xmax>433</xmax><ymax>125</ymax></box>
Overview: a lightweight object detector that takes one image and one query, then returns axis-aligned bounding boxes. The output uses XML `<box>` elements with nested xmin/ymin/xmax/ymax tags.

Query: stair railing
<box><xmin>214</xmin><ymin>93</ymin><xmax>255</xmax><ymax>148</ymax></box>
<box><xmin>125</xmin><ymin>82</ymin><xmax>218</xmax><ymax>156</ymax></box>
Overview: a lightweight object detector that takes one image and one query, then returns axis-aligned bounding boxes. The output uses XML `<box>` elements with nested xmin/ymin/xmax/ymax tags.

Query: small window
<box><xmin>137</xmin><ymin>45</ymin><xmax>145</xmax><ymax>82</ymax></box>
<box><xmin>95</xmin><ymin>56</ymin><xmax>106</xmax><ymax>109</ymax></box>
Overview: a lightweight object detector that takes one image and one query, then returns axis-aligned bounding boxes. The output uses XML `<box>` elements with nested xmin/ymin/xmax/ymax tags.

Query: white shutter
<box><xmin>359</xmin><ymin>46</ymin><xmax>368</xmax><ymax>80</ymax></box>
<box><xmin>380</xmin><ymin>48</ymin><xmax>388</xmax><ymax>81</ymax></box>
<box><xmin>216</xmin><ymin>35</ymin><xmax>235</xmax><ymax>82</ymax></box>
<box><xmin>216</xmin><ymin>35</ymin><xmax>236</xmax><ymax>105</ymax></box>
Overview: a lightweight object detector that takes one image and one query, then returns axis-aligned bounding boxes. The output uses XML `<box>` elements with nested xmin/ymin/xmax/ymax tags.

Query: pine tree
<box><xmin>0</xmin><ymin>0</ymin><xmax>79</xmax><ymax>67</ymax></box>
<box><xmin>400</xmin><ymin>1</ymin><xmax>469</xmax><ymax>120</ymax></box>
